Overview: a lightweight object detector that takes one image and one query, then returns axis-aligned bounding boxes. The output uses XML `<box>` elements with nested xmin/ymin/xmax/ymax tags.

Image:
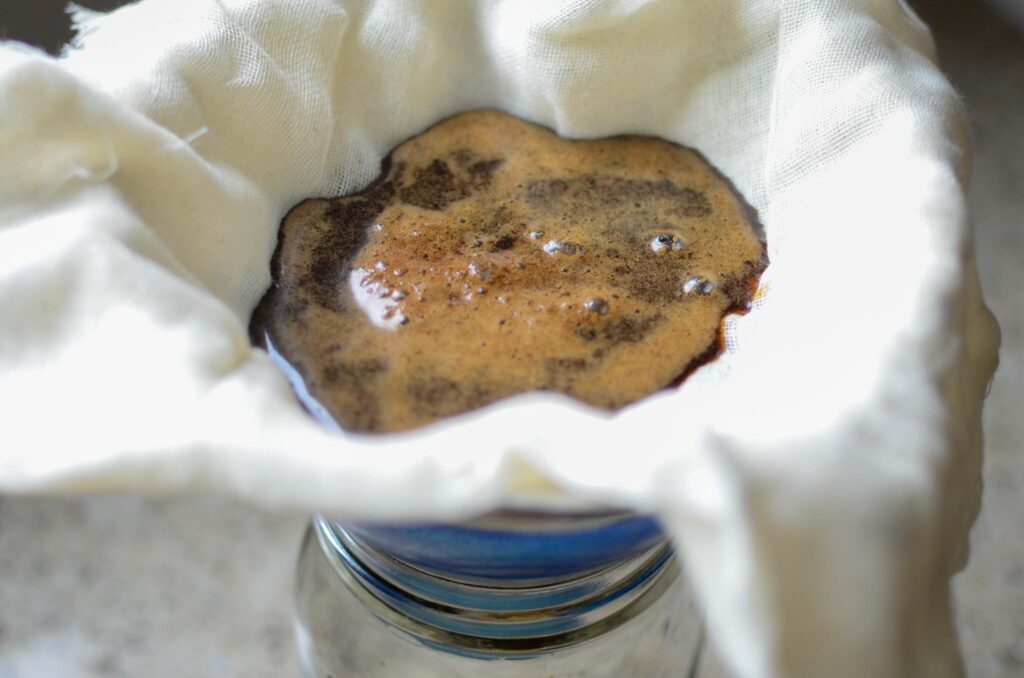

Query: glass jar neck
<box><xmin>314</xmin><ymin>516</ymin><xmax>679</xmax><ymax>658</ymax></box>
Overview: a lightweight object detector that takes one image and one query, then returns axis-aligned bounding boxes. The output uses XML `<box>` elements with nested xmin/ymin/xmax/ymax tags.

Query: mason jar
<box><xmin>294</xmin><ymin>511</ymin><xmax>703</xmax><ymax>677</ymax></box>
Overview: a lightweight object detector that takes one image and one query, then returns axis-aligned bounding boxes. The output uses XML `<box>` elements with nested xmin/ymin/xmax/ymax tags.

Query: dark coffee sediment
<box><xmin>250</xmin><ymin>110</ymin><xmax>767</xmax><ymax>433</ymax></box>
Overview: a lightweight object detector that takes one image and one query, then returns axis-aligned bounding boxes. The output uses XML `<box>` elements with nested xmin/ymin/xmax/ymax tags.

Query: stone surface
<box><xmin>0</xmin><ymin>1</ymin><xmax>1021</xmax><ymax>676</ymax></box>
<box><xmin>0</xmin><ymin>495</ymin><xmax>304</xmax><ymax>678</ymax></box>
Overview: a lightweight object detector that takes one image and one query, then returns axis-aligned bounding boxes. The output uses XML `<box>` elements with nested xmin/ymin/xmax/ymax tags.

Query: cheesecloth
<box><xmin>0</xmin><ymin>1</ymin><xmax>1000</xmax><ymax>676</ymax></box>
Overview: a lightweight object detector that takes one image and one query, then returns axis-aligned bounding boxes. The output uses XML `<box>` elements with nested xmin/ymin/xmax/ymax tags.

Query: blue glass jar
<box><xmin>294</xmin><ymin>512</ymin><xmax>703</xmax><ymax>677</ymax></box>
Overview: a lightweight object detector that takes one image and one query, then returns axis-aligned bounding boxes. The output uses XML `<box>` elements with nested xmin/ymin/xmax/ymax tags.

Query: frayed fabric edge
<box><xmin>62</xmin><ymin>3</ymin><xmax>110</xmax><ymax>56</ymax></box>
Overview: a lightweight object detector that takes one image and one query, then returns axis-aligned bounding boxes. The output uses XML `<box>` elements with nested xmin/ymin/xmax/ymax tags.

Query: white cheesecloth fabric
<box><xmin>0</xmin><ymin>0</ymin><xmax>1001</xmax><ymax>676</ymax></box>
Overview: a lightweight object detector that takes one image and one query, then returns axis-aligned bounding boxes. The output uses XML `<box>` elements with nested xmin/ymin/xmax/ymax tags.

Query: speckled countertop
<box><xmin>1</xmin><ymin>1</ymin><xmax>1021</xmax><ymax>676</ymax></box>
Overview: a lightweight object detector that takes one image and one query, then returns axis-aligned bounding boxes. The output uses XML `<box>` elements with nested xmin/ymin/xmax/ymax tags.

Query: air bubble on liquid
<box><xmin>651</xmin><ymin>235</ymin><xmax>671</xmax><ymax>254</ymax></box>
<box><xmin>375</xmin><ymin>261</ymin><xmax>387</xmax><ymax>270</ymax></box>
<box><xmin>530</xmin><ymin>230</ymin><xmax>544</xmax><ymax>240</ymax></box>
<box><xmin>584</xmin><ymin>297</ymin><xmax>609</xmax><ymax>315</ymax></box>
<box><xmin>349</xmin><ymin>268</ymin><xmax>407</xmax><ymax>330</ymax></box>
<box><xmin>651</xmin><ymin>234</ymin><xmax>684</xmax><ymax>254</ymax></box>
<box><xmin>373</xmin><ymin>224</ymin><xmax>383</xmax><ymax>232</ymax></box>
<box><xmin>393</xmin><ymin>268</ymin><xmax>405</xmax><ymax>276</ymax></box>
<box><xmin>544</xmin><ymin>240</ymin><xmax>584</xmax><ymax>255</ymax></box>
<box><xmin>682</xmin><ymin>276</ymin><xmax>715</xmax><ymax>295</ymax></box>
<box><xmin>391</xmin><ymin>290</ymin><xmax>406</xmax><ymax>301</ymax></box>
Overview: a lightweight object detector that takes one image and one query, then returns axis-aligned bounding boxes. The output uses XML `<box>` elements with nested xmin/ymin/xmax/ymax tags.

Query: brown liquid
<box><xmin>250</xmin><ymin>111</ymin><xmax>767</xmax><ymax>433</ymax></box>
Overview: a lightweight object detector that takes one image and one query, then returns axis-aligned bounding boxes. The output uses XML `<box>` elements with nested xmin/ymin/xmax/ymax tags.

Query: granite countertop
<box><xmin>1</xmin><ymin>1</ymin><xmax>1022</xmax><ymax>676</ymax></box>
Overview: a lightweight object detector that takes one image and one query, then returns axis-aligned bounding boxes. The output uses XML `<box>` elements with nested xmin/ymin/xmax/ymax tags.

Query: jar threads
<box><xmin>295</xmin><ymin>516</ymin><xmax>704</xmax><ymax>677</ymax></box>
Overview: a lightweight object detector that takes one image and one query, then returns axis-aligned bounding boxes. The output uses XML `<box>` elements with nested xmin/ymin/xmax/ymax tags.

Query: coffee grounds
<box><xmin>250</xmin><ymin>110</ymin><xmax>767</xmax><ymax>433</ymax></box>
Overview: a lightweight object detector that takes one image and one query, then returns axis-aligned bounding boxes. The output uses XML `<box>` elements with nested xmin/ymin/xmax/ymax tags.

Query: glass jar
<box><xmin>294</xmin><ymin>513</ymin><xmax>703</xmax><ymax>677</ymax></box>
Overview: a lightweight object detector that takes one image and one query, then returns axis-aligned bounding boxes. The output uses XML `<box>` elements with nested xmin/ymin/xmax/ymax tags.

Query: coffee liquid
<box><xmin>250</xmin><ymin>111</ymin><xmax>767</xmax><ymax>433</ymax></box>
